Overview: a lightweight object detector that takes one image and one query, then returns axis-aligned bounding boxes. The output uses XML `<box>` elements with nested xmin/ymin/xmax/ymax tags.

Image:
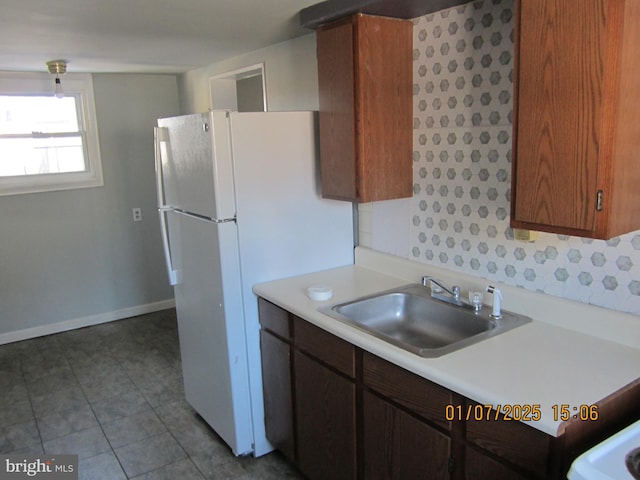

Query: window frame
<box><xmin>0</xmin><ymin>72</ymin><xmax>103</xmax><ymax>196</ymax></box>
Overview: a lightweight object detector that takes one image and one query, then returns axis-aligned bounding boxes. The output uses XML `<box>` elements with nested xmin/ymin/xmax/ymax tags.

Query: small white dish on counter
<box><xmin>306</xmin><ymin>285</ymin><xmax>333</xmax><ymax>302</ymax></box>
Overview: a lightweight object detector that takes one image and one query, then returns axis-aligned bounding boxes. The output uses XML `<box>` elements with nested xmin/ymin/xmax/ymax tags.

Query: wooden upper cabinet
<box><xmin>317</xmin><ymin>14</ymin><xmax>413</xmax><ymax>203</ymax></box>
<box><xmin>511</xmin><ymin>0</ymin><xmax>640</xmax><ymax>239</ymax></box>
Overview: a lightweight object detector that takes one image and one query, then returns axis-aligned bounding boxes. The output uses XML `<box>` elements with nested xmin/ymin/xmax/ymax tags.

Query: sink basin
<box><xmin>320</xmin><ymin>284</ymin><xmax>531</xmax><ymax>357</ymax></box>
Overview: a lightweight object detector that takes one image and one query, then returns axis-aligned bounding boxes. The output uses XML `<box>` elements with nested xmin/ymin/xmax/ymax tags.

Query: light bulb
<box><xmin>54</xmin><ymin>76</ymin><xmax>64</xmax><ymax>98</ymax></box>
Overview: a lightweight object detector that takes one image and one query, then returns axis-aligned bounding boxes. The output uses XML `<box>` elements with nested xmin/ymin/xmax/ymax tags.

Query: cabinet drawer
<box><xmin>294</xmin><ymin>317</ymin><xmax>355</xmax><ymax>378</ymax></box>
<box><xmin>258</xmin><ymin>298</ymin><xmax>291</xmax><ymax>340</ymax></box>
<box><xmin>363</xmin><ymin>352</ymin><xmax>452</xmax><ymax>431</ymax></box>
<box><xmin>466</xmin><ymin>400</ymin><xmax>550</xmax><ymax>478</ymax></box>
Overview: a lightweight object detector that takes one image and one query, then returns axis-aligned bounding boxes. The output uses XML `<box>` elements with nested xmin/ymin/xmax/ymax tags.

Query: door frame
<box><xmin>209</xmin><ymin>63</ymin><xmax>267</xmax><ymax>112</ymax></box>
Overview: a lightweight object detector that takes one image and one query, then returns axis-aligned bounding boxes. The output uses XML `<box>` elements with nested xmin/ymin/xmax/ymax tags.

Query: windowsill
<box><xmin>0</xmin><ymin>170</ymin><xmax>104</xmax><ymax>196</ymax></box>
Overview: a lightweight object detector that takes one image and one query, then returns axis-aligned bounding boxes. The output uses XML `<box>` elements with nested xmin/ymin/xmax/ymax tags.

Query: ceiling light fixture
<box><xmin>46</xmin><ymin>60</ymin><xmax>67</xmax><ymax>98</ymax></box>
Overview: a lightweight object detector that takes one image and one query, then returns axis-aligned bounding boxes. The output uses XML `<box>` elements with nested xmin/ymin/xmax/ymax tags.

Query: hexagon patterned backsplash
<box><xmin>359</xmin><ymin>0</ymin><xmax>640</xmax><ymax>315</ymax></box>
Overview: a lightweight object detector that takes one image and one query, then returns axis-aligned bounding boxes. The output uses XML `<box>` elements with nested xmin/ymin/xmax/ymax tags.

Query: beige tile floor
<box><xmin>0</xmin><ymin>309</ymin><xmax>303</xmax><ymax>479</ymax></box>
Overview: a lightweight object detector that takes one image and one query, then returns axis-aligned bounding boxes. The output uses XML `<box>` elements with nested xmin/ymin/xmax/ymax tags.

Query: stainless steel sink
<box><xmin>320</xmin><ymin>284</ymin><xmax>531</xmax><ymax>357</ymax></box>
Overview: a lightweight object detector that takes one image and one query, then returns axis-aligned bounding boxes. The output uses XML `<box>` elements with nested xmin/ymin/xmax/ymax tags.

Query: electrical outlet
<box><xmin>132</xmin><ymin>208</ymin><xmax>142</xmax><ymax>222</ymax></box>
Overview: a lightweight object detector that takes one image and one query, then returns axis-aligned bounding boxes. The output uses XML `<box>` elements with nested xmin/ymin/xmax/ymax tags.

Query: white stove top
<box><xmin>568</xmin><ymin>419</ymin><xmax>640</xmax><ymax>480</ymax></box>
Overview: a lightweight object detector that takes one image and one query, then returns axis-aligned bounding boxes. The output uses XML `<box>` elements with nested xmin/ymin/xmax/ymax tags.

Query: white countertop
<box><xmin>253</xmin><ymin>248</ymin><xmax>640</xmax><ymax>437</ymax></box>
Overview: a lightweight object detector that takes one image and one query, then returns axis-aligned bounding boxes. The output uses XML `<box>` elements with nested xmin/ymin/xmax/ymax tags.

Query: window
<box><xmin>0</xmin><ymin>73</ymin><xmax>103</xmax><ymax>195</ymax></box>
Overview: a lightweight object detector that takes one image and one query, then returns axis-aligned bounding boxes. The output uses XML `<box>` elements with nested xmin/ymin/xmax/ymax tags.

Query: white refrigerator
<box><xmin>154</xmin><ymin>111</ymin><xmax>354</xmax><ymax>457</ymax></box>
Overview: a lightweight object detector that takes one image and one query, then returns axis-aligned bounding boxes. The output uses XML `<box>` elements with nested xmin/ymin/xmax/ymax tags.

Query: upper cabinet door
<box><xmin>511</xmin><ymin>0</ymin><xmax>640</xmax><ymax>239</ymax></box>
<box><xmin>317</xmin><ymin>18</ymin><xmax>358</xmax><ymax>201</ymax></box>
<box><xmin>513</xmin><ymin>0</ymin><xmax>604</xmax><ymax>232</ymax></box>
<box><xmin>317</xmin><ymin>14</ymin><xmax>413</xmax><ymax>203</ymax></box>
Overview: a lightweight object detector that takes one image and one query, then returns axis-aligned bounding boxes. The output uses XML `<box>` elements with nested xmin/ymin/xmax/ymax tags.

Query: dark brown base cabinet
<box><xmin>258</xmin><ymin>297</ymin><xmax>357</xmax><ymax>480</ymax></box>
<box><xmin>258</xmin><ymin>298</ymin><xmax>640</xmax><ymax>480</ymax></box>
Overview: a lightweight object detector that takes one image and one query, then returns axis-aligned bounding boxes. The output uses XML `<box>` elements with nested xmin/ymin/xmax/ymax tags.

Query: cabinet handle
<box><xmin>596</xmin><ymin>190</ymin><xmax>604</xmax><ymax>212</ymax></box>
<box><xmin>448</xmin><ymin>455</ymin><xmax>456</xmax><ymax>473</ymax></box>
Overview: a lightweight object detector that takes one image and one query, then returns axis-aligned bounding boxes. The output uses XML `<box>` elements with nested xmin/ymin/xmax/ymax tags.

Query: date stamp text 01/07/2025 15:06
<box><xmin>445</xmin><ymin>404</ymin><xmax>600</xmax><ymax>422</ymax></box>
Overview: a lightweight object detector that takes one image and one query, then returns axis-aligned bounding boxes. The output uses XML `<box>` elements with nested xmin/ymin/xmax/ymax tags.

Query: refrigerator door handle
<box><xmin>158</xmin><ymin>207</ymin><xmax>179</xmax><ymax>286</ymax></box>
<box><xmin>176</xmin><ymin>209</ymin><xmax>237</xmax><ymax>224</ymax></box>
<box><xmin>155</xmin><ymin>126</ymin><xmax>178</xmax><ymax>286</ymax></box>
<box><xmin>154</xmin><ymin>126</ymin><xmax>170</xmax><ymax>208</ymax></box>
<box><xmin>212</xmin><ymin>217</ymin><xmax>236</xmax><ymax>224</ymax></box>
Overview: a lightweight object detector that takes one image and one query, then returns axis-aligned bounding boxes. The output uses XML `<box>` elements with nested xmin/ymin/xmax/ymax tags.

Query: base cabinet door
<box><xmin>259</xmin><ymin>330</ymin><xmax>295</xmax><ymax>462</ymax></box>
<box><xmin>294</xmin><ymin>350</ymin><xmax>357</xmax><ymax>480</ymax></box>
<box><xmin>363</xmin><ymin>390</ymin><xmax>451</xmax><ymax>479</ymax></box>
<box><xmin>465</xmin><ymin>401</ymin><xmax>550</xmax><ymax>479</ymax></box>
<box><xmin>465</xmin><ymin>446</ymin><xmax>529</xmax><ymax>480</ymax></box>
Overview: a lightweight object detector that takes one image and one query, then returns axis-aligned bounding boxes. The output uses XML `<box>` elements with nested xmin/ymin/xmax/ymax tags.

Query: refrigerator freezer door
<box><xmin>157</xmin><ymin>112</ymin><xmax>236</xmax><ymax>220</ymax></box>
<box><xmin>171</xmin><ymin>210</ymin><xmax>253</xmax><ymax>456</ymax></box>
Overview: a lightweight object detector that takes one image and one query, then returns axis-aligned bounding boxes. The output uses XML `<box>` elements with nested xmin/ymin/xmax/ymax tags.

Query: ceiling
<box><xmin>0</xmin><ymin>0</ymin><xmax>319</xmax><ymax>74</ymax></box>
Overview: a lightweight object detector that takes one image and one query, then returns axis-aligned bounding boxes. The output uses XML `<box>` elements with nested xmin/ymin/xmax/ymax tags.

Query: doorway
<box><xmin>209</xmin><ymin>63</ymin><xmax>267</xmax><ymax>112</ymax></box>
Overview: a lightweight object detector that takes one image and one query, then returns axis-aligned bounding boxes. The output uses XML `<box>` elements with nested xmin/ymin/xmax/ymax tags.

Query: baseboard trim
<box><xmin>0</xmin><ymin>299</ymin><xmax>176</xmax><ymax>345</ymax></box>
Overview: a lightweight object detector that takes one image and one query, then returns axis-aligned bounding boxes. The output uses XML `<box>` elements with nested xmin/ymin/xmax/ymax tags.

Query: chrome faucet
<box><xmin>421</xmin><ymin>276</ymin><xmax>462</xmax><ymax>305</ymax></box>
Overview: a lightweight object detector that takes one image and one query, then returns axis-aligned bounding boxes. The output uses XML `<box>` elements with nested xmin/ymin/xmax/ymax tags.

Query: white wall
<box><xmin>0</xmin><ymin>74</ymin><xmax>180</xmax><ymax>342</ymax></box>
<box><xmin>179</xmin><ymin>33</ymin><xmax>318</xmax><ymax>113</ymax></box>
